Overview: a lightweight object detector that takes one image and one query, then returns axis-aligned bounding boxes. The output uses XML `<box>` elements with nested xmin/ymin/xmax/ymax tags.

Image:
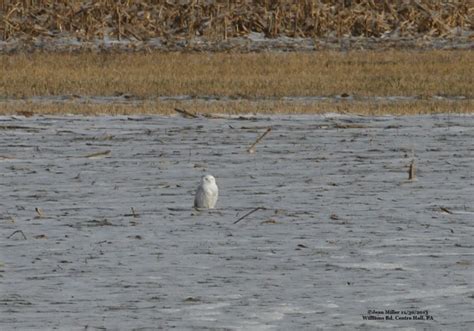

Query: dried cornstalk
<box><xmin>0</xmin><ymin>1</ymin><xmax>469</xmax><ymax>42</ymax></box>
<box><xmin>247</xmin><ymin>127</ymin><xmax>272</xmax><ymax>154</ymax></box>
<box><xmin>408</xmin><ymin>159</ymin><xmax>416</xmax><ymax>180</ymax></box>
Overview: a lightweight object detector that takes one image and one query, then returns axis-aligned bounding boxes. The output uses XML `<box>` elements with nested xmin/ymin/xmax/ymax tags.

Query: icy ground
<box><xmin>1</xmin><ymin>114</ymin><xmax>473</xmax><ymax>330</ymax></box>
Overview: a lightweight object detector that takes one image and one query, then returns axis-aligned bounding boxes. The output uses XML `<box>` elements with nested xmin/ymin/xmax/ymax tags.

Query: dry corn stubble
<box><xmin>0</xmin><ymin>1</ymin><xmax>471</xmax><ymax>42</ymax></box>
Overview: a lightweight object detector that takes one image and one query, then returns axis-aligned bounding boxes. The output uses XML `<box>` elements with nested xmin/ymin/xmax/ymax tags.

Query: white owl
<box><xmin>194</xmin><ymin>174</ymin><xmax>218</xmax><ymax>209</ymax></box>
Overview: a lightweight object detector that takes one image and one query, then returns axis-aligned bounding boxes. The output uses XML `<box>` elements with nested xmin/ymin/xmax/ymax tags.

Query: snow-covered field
<box><xmin>1</xmin><ymin>114</ymin><xmax>473</xmax><ymax>330</ymax></box>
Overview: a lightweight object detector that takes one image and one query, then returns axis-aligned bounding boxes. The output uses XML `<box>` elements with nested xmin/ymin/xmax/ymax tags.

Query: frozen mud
<box><xmin>0</xmin><ymin>114</ymin><xmax>473</xmax><ymax>330</ymax></box>
<box><xmin>1</xmin><ymin>32</ymin><xmax>473</xmax><ymax>53</ymax></box>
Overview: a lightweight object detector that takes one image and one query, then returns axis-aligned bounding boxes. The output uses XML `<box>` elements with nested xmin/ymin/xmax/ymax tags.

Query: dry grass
<box><xmin>1</xmin><ymin>99</ymin><xmax>472</xmax><ymax>116</ymax></box>
<box><xmin>1</xmin><ymin>0</ymin><xmax>471</xmax><ymax>41</ymax></box>
<box><xmin>0</xmin><ymin>50</ymin><xmax>472</xmax><ymax>99</ymax></box>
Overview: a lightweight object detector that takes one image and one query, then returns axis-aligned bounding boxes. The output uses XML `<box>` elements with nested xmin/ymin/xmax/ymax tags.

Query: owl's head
<box><xmin>202</xmin><ymin>174</ymin><xmax>216</xmax><ymax>184</ymax></box>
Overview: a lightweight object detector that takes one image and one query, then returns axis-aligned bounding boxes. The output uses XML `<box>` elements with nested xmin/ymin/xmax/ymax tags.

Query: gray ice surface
<box><xmin>0</xmin><ymin>114</ymin><xmax>473</xmax><ymax>330</ymax></box>
<box><xmin>1</xmin><ymin>31</ymin><xmax>473</xmax><ymax>53</ymax></box>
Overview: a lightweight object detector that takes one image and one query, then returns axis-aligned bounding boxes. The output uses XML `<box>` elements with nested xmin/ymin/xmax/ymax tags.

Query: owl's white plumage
<box><xmin>194</xmin><ymin>175</ymin><xmax>218</xmax><ymax>209</ymax></box>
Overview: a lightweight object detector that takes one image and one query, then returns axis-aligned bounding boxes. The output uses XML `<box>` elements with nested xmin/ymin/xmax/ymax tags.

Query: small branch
<box><xmin>174</xmin><ymin>108</ymin><xmax>198</xmax><ymax>118</ymax></box>
<box><xmin>201</xmin><ymin>113</ymin><xmax>228</xmax><ymax>119</ymax></box>
<box><xmin>408</xmin><ymin>159</ymin><xmax>416</xmax><ymax>180</ymax></box>
<box><xmin>234</xmin><ymin>207</ymin><xmax>265</xmax><ymax>224</ymax></box>
<box><xmin>247</xmin><ymin>127</ymin><xmax>272</xmax><ymax>153</ymax></box>
<box><xmin>439</xmin><ymin>206</ymin><xmax>453</xmax><ymax>214</ymax></box>
<box><xmin>84</xmin><ymin>150</ymin><xmax>111</xmax><ymax>159</ymax></box>
<box><xmin>7</xmin><ymin>230</ymin><xmax>27</xmax><ymax>240</ymax></box>
<box><xmin>174</xmin><ymin>108</ymin><xmax>228</xmax><ymax>120</ymax></box>
<box><xmin>124</xmin><ymin>207</ymin><xmax>140</xmax><ymax>219</ymax></box>
<box><xmin>35</xmin><ymin>207</ymin><xmax>44</xmax><ymax>217</ymax></box>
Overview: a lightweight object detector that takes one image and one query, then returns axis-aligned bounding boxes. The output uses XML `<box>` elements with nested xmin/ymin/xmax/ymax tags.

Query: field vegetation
<box><xmin>0</xmin><ymin>1</ymin><xmax>472</xmax><ymax>115</ymax></box>
<box><xmin>1</xmin><ymin>0</ymin><xmax>471</xmax><ymax>42</ymax></box>
<box><xmin>1</xmin><ymin>99</ymin><xmax>472</xmax><ymax>116</ymax></box>
<box><xmin>1</xmin><ymin>51</ymin><xmax>472</xmax><ymax>98</ymax></box>
<box><xmin>0</xmin><ymin>50</ymin><xmax>472</xmax><ymax>115</ymax></box>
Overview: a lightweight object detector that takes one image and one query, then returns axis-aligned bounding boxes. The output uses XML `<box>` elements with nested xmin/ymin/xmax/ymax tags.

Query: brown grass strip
<box><xmin>0</xmin><ymin>51</ymin><xmax>472</xmax><ymax>99</ymax></box>
<box><xmin>1</xmin><ymin>99</ymin><xmax>473</xmax><ymax>116</ymax></box>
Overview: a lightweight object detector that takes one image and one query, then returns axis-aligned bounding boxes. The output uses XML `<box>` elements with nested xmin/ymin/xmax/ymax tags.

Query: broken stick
<box><xmin>247</xmin><ymin>127</ymin><xmax>272</xmax><ymax>153</ymax></box>
<box><xmin>439</xmin><ymin>206</ymin><xmax>453</xmax><ymax>214</ymax></box>
<box><xmin>234</xmin><ymin>207</ymin><xmax>265</xmax><ymax>224</ymax></box>
<box><xmin>84</xmin><ymin>150</ymin><xmax>111</xmax><ymax>159</ymax></box>
<box><xmin>408</xmin><ymin>159</ymin><xmax>416</xmax><ymax>180</ymax></box>
<box><xmin>7</xmin><ymin>230</ymin><xmax>27</xmax><ymax>240</ymax></box>
<box><xmin>35</xmin><ymin>207</ymin><xmax>44</xmax><ymax>217</ymax></box>
<box><xmin>174</xmin><ymin>108</ymin><xmax>198</xmax><ymax>119</ymax></box>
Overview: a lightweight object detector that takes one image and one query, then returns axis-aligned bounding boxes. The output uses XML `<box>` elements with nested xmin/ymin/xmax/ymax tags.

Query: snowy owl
<box><xmin>194</xmin><ymin>175</ymin><xmax>218</xmax><ymax>209</ymax></box>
